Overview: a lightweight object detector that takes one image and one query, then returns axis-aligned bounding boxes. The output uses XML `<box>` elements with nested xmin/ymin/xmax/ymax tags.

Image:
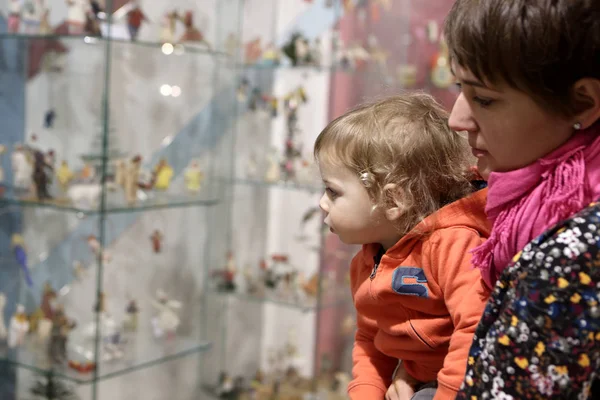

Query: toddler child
<box><xmin>314</xmin><ymin>93</ymin><xmax>491</xmax><ymax>400</ymax></box>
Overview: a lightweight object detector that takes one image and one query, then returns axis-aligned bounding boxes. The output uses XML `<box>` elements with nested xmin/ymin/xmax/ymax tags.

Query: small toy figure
<box><xmin>212</xmin><ymin>252</ymin><xmax>236</xmax><ymax>292</ymax></box>
<box><xmin>124</xmin><ymin>155</ymin><xmax>141</xmax><ymax>204</ymax></box>
<box><xmin>40</xmin><ymin>281</ymin><xmax>57</xmax><ymax>319</ymax></box>
<box><xmin>44</xmin><ymin>109</ymin><xmax>57</xmax><ymax>128</ymax></box>
<box><xmin>56</xmin><ymin>160</ymin><xmax>74</xmax><ymax>193</ymax></box>
<box><xmin>178</xmin><ymin>11</ymin><xmax>210</xmax><ymax>47</ymax></box>
<box><xmin>11</xmin><ymin>234</ymin><xmax>33</xmax><ymax>287</ymax></box>
<box><xmin>21</xmin><ymin>0</ymin><xmax>44</xmax><ymax>35</ymax></box>
<box><xmin>126</xmin><ymin>0</ymin><xmax>147</xmax><ymax>41</ymax></box>
<box><xmin>216</xmin><ymin>372</ymin><xmax>235</xmax><ymax>398</ymax></box>
<box><xmin>80</xmin><ymin>162</ymin><xmax>95</xmax><ymax>181</ymax></box>
<box><xmin>38</xmin><ymin>7</ymin><xmax>51</xmax><ymax>34</ymax></box>
<box><xmin>65</xmin><ymin>0</ymin><xmax>89</xmax><ymax>35</ymax></box>
<box><xmin>32</xmin><ymin>149</ymin><xmax>53</xmax><ymax>200</ymax></box>
<box><xmin>184</xmin><ymin>159</ymin><xmax>204</xmax><ymax>192</ymax></box>
<box><xmin>282</xmin><ymin>33</ymin><xmax>312</xmax><ymax>66</ymax></box>
<box><xmin>84</xmin><ymin>8</ymin><xmax>101</xmax><ymax>36</ymax></box>
<box><xmin>0</xmin><ymin>145</ymin><xmax>6</xmax><ymax>184</ymax></box>
<box><xmin>87</xmin><ymin>234</ymin><xmax>112</xmax><ymax>263</ymax></box>
<box><xmin>153</xmin><ymin>158</ymin><xmax>173</xmax><ymax>191</ymax></box>
<box><xmin>244</xmin><ymin>38</ymin><xmax>262</xmax><ymax>64</ymax></box>
<box><xmin>150</xmin><ymin>229</ymin><xmax>163</xmax><ymax>253</ymax></box>
<box><xmin>151</xmin><ymin>289</ymin><xmax>181</xmax><ymax>339</ymax></box>
<box><xmin>8</xmin><ymin>0</ymin><xmax>22</xmax><ymax>33</ymax></box>
<box><xmin>93</xmin><ymin>291</ymin><xmax>105</xmax><ymax>313</ymax></box>
<box><xmin>72</xmin><ymin>260</ymin><xmax>87</xmax><ymax>281</ymax></box>
<box><xmin>12</xmin><ymin>143</ymin><xmax>33</xmax><ymax>191</ymax></box>
<box><xmin>262</xmin><ymin>43</ymin><xmax>281</xmax><ymax>65</ymax></box>
<box><xmin>159</xmin><ymin>10</ymin><xmax>178</xmax><ymax>43</ymax></box>
<box><xmin>49</xmin><ymin>304</ymin><xmax>75</xmax><ymax>363</ymax></box>
<box><xmin>0</xmin><ymin>293</ymin><xmax>7</xmax><ymax>341</ymax></box>
<box><xmin>8</xmin><ymin>304</ymin><xmax>30</xmax><ymax>348</ymax></box>
<box><xmin>264</xmin><ymin>148</ymin><xmax>281</xmax><ymax>183</ymax></box>
<box><xmin>114</xmin><ymin>158</ymin><xmax>126</xmax><ymax>187</ymax></box>
<box><xmin>123</xmin><ymin>299</ymin><xmax>139</xmax><ymax>332</ymax></box>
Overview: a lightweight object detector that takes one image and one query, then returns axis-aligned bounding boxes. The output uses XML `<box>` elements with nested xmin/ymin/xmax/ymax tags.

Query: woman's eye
<box><xmin>473</xmin><ymin>96</ymin><xmax>494</xmax><ymax>107</ymax></box>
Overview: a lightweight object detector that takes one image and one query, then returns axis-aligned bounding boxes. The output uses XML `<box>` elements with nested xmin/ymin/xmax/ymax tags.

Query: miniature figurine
<box><xmin>282</xmin><ymin>33</ymin><xmax>312</xmax><ymax>66</ymax></box>
<box><xmin>80</xmin><ymin>162</ymin><xmax>95</xmax><ymax>181</ymax></box>
<box><xmin>87</xmin><ymin>234</ymin><xmax>112</xmax><ymax>263</ymax></box>
<box><xmin>124</xmin><ymin>155</ymin><xmax>142</xmax><ymax>204</ymax></box>
<box><xmin>32</xmin><ymin>148</ymin><xmax>53</xmax><ymax>200</ymax></box>
<box><xmin>237</xmin><ymin>78</ymin><xmax>249</xmax><ymax>101</ymax></box>
<box><xmin>159</xmin><ymin>10</ymin><xmax>178</xmax><ymax>43</ymax></box>
<box><xmin>178</xmin><ymin>11</ymin><xmax>209</xmax><ymax>47</ymax></box>
<box><xmin>150</xmin><ymin>229</ymin><xmax>163</xmax><ymax>253</ymax></box>
<box><xmin>151</xmin><ymin>289</ymin><xmax>181</xmax><ymax>339</ymax></box>
<box><xmin>243</xmin><ymin>264</ymin><xmax>261</xmax><ymax>295</ymax></box>
<box><xmin>114</xmin><ymin>158</ymin><xmax>126</xmax><ymax>187</ymax></box>
<box><xmin>21</xmin><ymin>0</ymin><xmax>44</xmax><ymax>35</ymax></box>
<box><xmin>153</xmin><ymin>158</ymin><xmax>173</xmax><ymax>191</ymax></box>
<box><xmin>40</xmin><ymin>281</ymin><xmax>57</xmax><ymax>319</ymax></box>
<box><xmin>264</xmin><ymin>148</ymin><xmax>281</xmax><ymax>183</ymax></box>
<box><xmin>11</xmin><ymin>234</ymin><xmax>33</xmax><ymax>287</ymax></box>
<box><xmin>184</xmin><ymin>159</ymin><xmax>204</xmax><ymax>193</ymax></box>
<box><xmin>216</xmin><ymin>371</ymin><xmax>235</xmax><ymax>398</ymax></box>
<box><xmin>123</xmin><ymin>299</ymin><xmax>139</xmax><ymax>332</ymax></box>
<box><xmin>126</xmin><ymin>0</ymin><xmax>147</xmax><ymax>41</ymax></box>
<box><xmin>56</xmin><ymin>160</ymin><xmax>74</xmax><ymax>193</ymax></box>
<box><xmin>8</xmin><ymin>0</ymin><xmax>22</xmax><ymax>33</ymax></box>
<box><xmin>0</xmin><ymin>145</ymin><xmax>6</xmax><ymax>185</ymax></box>
<box><xmin>93</xmin><ymin>291</ymin><xmax>105</xmax><ymax>313</ymax></box>
<box><xmin>12</xmin><ymin>143</ymin><xmax>33</xmax><ymax>191</ymax></box>
<box><xmin>262</xmin><ymin>43</ymin><xmax>281</xmax><ymax>65</ymax></box>
<box><xmin>84</xmin><ymin>8</ymin><xmax>101</xmax><ymax>36</ymax></box>
<box><xmin>49</xmin><ymin>304</ymin><xmax>75</xmax><ymax>364</ymax></box>
<box><xmin>212</xmin><ymin>252</ymin><xmax>236</xmax><ymax>292</ymax></box>
<box><xmin>244</xmin><ymin>37</ymin><xmax>262</xmax><ymax>64</ymax></box>
<box><xmin>0</xmin><ymin>293</ymin><xmax>7</xmax><ymax>341</ymax></box>
<box><xmin>65</xmin><ymin>0</ymin><xmax>89</xmax><ymax>35</ymax></box>
<box><xmin>43</xmin><ymin>109</ymin><xmax>56</xmax><ymax>128</ymax></box>
<box><xmin>39</xmin><ymin>8</ymin><xmax>52</xmax><ymax>34</ymax></box>
<box><xmin>8</xmin><ymin>304</ymin><xmax>30</xmax><ymax>348</ymax></box>
<box><xmin>72</xmin><ymin>260</ymin><xmax>87</xmax><ymax>281</ymax></box>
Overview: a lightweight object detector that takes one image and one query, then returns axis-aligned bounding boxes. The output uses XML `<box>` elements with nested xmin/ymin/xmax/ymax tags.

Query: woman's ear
<box><xmin>572</xmin><ymin>78</ymin><xmax>600</xmax><ymax>129</ymax></box>
<box><xmin>382</xmin><ymin>183</ymin><xmax>404</xmax><ymax>222</ymax></box>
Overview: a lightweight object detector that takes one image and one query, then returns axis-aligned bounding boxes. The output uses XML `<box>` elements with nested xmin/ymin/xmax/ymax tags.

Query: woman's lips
<box><xmin>471</xmin><ymin>147</ymin><xmax>489</xmax><ymax>157</ymax></box>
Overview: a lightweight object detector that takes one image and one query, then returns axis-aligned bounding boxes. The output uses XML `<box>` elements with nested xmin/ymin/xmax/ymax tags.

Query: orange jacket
<box><xmin>348</xmin><ymin>189</ymin><xmax>491</xmax><ymax>400</ymax></box>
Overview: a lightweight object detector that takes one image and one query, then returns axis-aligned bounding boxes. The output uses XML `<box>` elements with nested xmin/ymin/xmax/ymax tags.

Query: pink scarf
<box><xmin>472</xmin><ymin>125</ymin><xmax>600</xmax><ymax>289</ymax></box>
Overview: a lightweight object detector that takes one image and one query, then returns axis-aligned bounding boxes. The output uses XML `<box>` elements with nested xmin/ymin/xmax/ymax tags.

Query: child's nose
<box><xmin>319</xmin><ymin>193</ymin><xmax>329</xmax><ymax>213</ymax></box>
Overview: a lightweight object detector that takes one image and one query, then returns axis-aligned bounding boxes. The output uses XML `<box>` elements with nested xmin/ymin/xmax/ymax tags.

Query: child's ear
<box><xmin>382</xmin><ymin>183</ymin><xmax>404</xmax><ymax>222</ymax></box>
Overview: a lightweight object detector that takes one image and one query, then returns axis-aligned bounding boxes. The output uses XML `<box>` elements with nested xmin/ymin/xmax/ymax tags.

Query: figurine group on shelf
<box><xmin>211</xmin><ymin>252</ymin><xmax>320</xmax><ymax>307</ymax></box>
<box><xmin>244</xmin><ymin>32</ymin><xmax>322</xmax><ymax>67</ymax></box>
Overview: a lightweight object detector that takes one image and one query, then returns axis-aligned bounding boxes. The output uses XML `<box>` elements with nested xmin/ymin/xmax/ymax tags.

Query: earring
<box><xmin>574</xmin><ymin>122</ymin><xmax>582</xmax><ymax>130</ymax></box>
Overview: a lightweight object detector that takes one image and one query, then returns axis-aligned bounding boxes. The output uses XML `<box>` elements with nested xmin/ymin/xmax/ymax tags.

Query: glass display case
<box><xmin>201</xmin><ymin>0</ymin><xmax>461</xmax><ymax>399</ymax></box>
<box><xmin>0</xmin><ymin>0</ymin><xmax>243</xmax><ymax>399</ymax></box>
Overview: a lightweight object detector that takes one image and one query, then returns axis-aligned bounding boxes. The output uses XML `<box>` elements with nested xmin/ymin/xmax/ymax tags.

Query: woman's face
<box><xmin>448</xmin><ymin>64</ymin><xmax>575</xmax><ymax>179</ymax></box>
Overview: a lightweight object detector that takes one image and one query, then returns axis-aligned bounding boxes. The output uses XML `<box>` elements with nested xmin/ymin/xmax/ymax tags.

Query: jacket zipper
<box><xmin>369</xmin><ymin>262</ymin><xmax>379</xmax><ymax>280</ymax></box>
<box><xmin>370</xmin><ymin>246</ymin><xmax>385</xmax><ymax>281</ymax></box>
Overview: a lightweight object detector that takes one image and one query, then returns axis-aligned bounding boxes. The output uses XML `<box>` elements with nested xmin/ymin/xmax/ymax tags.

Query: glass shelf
<box><xmin>231</xmin><ymin>178</ymin><xmax>323</xmax><ymax>193</ymax></box>
<box><xmin>0</xmin><ymin>189</ymin><xmax>220</xmax><ymax>215</ymax></box>
<box><xmin>0</xmin><ymin>33</ymin><xmax>230</xmax><ymax>57</ymax></box>
<box><xmin>208</xmin><ymin>288</ymin><xmax>350</xmax><ymax>312</ymax></box>
<box><xmin>0</xmin><ymin>334</ymin><xmax>211</xmax><ymax>384</ymax></box>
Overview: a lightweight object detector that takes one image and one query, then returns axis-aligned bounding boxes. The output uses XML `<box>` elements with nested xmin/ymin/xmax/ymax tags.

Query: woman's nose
<box><xmin>448</xmin><ymin>92</ymin><xmax>478</xmax><ymax>133</ymax></box>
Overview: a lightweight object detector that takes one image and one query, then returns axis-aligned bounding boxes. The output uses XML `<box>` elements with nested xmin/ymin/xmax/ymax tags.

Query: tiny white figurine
<box><xmin>8</xmin><ymin>304</ymin><xmax>30</xmax><ymax>348</ymax></box>
<box><xmin>0</xmin><ymin>293</ymin><xmax>7</xmax><ymax>341</ymax></box>
<box><xmin>151</xmin><ymin>289</ymin><xmax>181</xmax><ymax>339</ymax></box>
<box><xmin>12</xmin><ymin>143</ymin><xmax>33</xmax><ymax>191</ymax></box>
<box><xmin>65</xmin><ymin>0</ymin><xmax>88</xmax><ymax>35</ymax></box>
<box><xmin>82</xmin><ymin>311</ymin><xmax>124</xmax><ymax>361</ymax></box>
<box><xmin>0</xmin><ymin>145</ymin><xmax>6</xmax><ymax>184</ymax></box>
<box><xmin>264</xmin><ymin>148</ymin><xmax>281</xmax><ymax>183</ymax></box>
<box><xmin>21</xmin><ymin>0</ymin><xmax>44</xmax><ymax>35</ymax></box>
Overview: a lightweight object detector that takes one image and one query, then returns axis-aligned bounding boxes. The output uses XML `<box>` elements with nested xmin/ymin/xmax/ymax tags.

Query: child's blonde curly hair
<box><xmin>314</xmin><ymin>93</ymin><xmax>475</xmax><ymax>236</ymax></box>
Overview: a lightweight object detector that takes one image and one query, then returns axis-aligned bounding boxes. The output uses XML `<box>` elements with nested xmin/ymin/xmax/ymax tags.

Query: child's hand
<box><xmin>385</xmin><ymin>362</ymin><xmax>420</xmax><ymax>400</ymax></box>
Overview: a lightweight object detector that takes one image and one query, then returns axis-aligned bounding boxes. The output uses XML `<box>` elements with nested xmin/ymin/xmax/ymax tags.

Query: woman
<box><xmin>445</xmin><ymin>1</ymin><xmax>600</xmax><ymax>398</ymax></box>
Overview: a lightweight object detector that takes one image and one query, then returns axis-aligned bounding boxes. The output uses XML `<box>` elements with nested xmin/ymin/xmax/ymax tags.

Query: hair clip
<box><xmin>360</xmin><ymin>172</ymin><xmax>374</xmax><ymax>187</ymax></box>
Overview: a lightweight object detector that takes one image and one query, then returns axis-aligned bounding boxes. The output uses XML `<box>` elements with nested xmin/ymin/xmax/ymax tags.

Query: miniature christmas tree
<box><xmin>80</xmin><ymin>108</ymin><xmax>127</xmax><ymax>179</ymax></box>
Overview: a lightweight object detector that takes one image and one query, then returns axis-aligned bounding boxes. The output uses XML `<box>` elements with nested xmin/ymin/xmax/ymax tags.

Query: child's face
<box><xmin>318</xmin><ymin>161</ymin><xmax>400</xmax><ymax>250</ymax></box>
<box><xmin>449</xmin><ymin>64</ymin><xmax>575</xmax><ymax>179</ymax></box>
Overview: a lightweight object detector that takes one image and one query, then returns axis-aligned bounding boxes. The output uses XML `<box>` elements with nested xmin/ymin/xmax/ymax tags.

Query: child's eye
<box><xmin>325</xmin><ymin>188</ymin><xmax>339</xmax><ymax>199</ymax></box>
<box><xmin>473</xmin><ymin>96</ymin><xmax>494</xmax><ymax>107</ymax></box>
<box><xmin>455</xmin><ymin>82</ymin><xmax>462</xmax><ymax>91</ymax></box>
